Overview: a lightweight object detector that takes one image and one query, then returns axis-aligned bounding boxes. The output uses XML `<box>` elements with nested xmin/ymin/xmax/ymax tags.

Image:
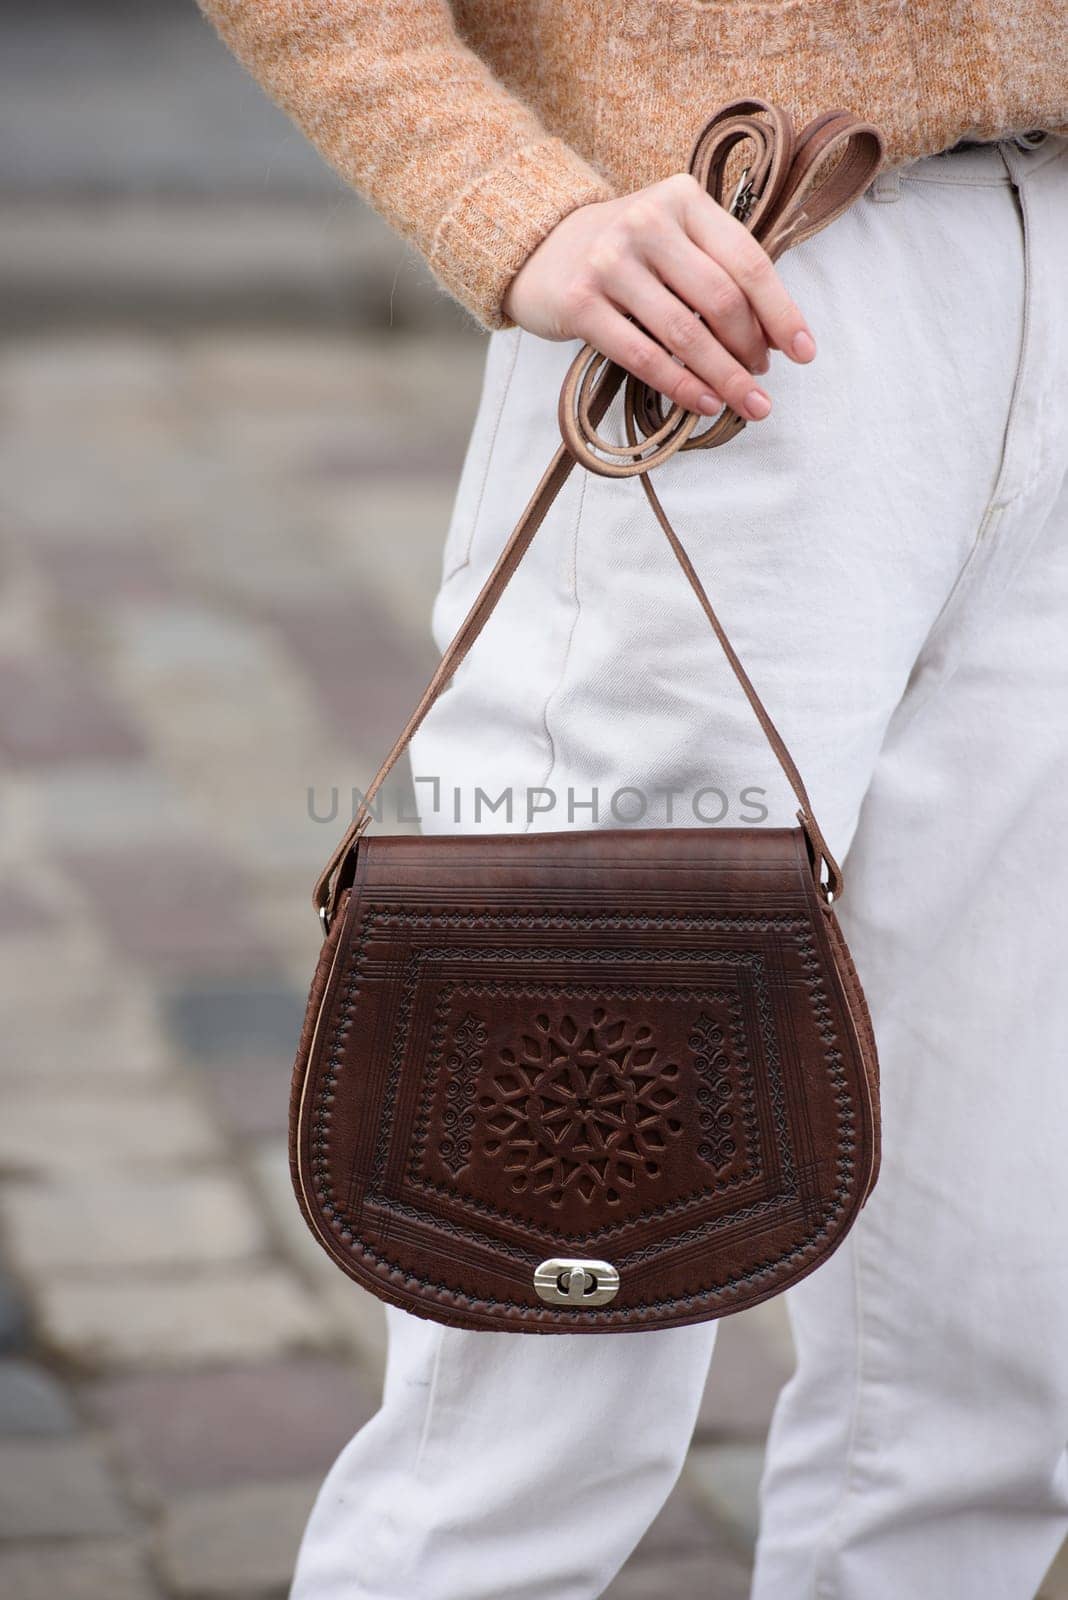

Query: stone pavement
<box><xmin>2</xmin><ymin>327</ymin><xmax>1067</xmax><ymax>1600</ymax></box>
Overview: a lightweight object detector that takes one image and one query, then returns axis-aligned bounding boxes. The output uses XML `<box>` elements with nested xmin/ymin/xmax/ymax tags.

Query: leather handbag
<box><xmin>289</xmin><ymin>99</ymin><xmax>886</xmax><ymax>1333</ymax></box>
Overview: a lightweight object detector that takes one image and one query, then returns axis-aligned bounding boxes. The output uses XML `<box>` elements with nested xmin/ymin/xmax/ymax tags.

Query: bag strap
<box><xmin>315</xmin><ymin>97</ymin><xmax>885</xmax><ymax>931</ymax></box>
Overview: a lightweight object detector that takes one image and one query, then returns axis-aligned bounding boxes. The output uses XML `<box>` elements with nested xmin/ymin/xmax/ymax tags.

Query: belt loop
<box><xmin>868</xmin><ymin>167</ymin><xmax>903</xmax><ymax>203</ymax></box>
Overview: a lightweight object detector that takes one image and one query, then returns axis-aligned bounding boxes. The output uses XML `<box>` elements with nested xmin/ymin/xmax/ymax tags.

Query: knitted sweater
<box><xmin>197</xmin><ymin>1</ymin><xmax>1068</xmax><ymax>332</ymax></box>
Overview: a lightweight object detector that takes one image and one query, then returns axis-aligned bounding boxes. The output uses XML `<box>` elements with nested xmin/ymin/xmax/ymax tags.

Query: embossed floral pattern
<box><xmin>478</xmin><ymin>1007</ymin><xmax>684</xmax><ymax>1207</ymax></box>
<box><xmin>689</xmin><ymin>1011</ymin><xmax>738</xmax><ymax>1172</ymax></box>
<box><xmin>437</xmin><ymin>1010</ymin><xmax>487</xmax><ymax>1178</ymax></box>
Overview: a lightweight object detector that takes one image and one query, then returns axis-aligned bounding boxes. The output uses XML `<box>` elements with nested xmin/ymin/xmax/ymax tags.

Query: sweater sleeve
<box><xmin>195</xmin><ymin>0</ymin><xmax>617</xmax><ymax>331</ymax></box>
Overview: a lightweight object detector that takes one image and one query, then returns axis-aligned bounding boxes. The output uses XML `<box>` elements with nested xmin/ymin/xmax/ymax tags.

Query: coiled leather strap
<box><xmin>559</xmin><ymin>98</ymin><xmax>884</xmax><ymax>476</ymax></box>
<box><xmin>314</xmin><ymin>97</ymin><xmax>885</xmax><ymax>932</ymax></box>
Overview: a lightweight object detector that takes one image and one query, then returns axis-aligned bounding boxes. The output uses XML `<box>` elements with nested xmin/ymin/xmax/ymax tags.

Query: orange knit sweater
<box><xmin>197</xmin><ymin>1</ymin><xmax>1068</xmax><ymax>332</ymax></box>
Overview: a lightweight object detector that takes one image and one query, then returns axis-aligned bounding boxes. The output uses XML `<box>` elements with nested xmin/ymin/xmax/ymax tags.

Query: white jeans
<box><xmin>292</xmin><ymin>132</ymin><xmax>1068</xmax><ymax>1600</ymax></box>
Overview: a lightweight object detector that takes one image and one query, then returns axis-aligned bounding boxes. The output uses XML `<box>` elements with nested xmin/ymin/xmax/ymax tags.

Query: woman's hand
<box><xmin>501</xmin><ymin>174</ymin><xmax>818</xmax><ymax>421</ymax></box>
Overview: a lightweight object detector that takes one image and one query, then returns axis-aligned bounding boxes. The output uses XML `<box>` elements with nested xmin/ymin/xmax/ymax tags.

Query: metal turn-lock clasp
<box><xmin>533</xmin><ymin>1258</ymin><xmax>620</xmax><ymax>1307</ymax></box>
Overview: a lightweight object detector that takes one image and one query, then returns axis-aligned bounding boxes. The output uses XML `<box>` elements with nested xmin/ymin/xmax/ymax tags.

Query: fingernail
<box><xmin>745</xmin><ymin>389</ymin><xmax>771</xmax><ymax>419</ymax></box>
<box><xmin>754</xmin><ymin>354</ymin><xmax>771</xmax><ymax>375</ymax></box>
<box><xmin>791</xmin><ymin>330</ymin><xmax>817</xmax><ymax>361</ymax></box>
<box><xmin>697</xmin><ymin>393</ymin><xmax>722</xmax><ymax>415</ymax></box>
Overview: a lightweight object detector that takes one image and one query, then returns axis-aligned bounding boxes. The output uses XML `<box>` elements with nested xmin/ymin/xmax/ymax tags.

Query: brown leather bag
<box><xmin>290</xmin><ymin>99</ymin><xmax>886</xmax><ymax>1333</ymax></box>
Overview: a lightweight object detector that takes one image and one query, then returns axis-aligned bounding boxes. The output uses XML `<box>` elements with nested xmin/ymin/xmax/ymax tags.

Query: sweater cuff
<box><xmin>428</xmin><ymin>137</ymin><xmax>616</xmax><ymax>332</ymax></box>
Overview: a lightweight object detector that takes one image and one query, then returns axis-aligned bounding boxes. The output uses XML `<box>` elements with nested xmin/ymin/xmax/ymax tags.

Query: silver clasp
<box><xmin>728</xmin><ymin>165</ymin><xmax>755</xmax><ymax>222</ymax></box>
<box><xmin>533</xmin><ymin>1258</ymin><xmax>620</xmax><ymax>1307</ymax></box>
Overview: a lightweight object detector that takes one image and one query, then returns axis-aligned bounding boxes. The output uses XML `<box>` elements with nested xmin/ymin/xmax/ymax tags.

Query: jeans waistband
<box><xmin>895</xmin><ymin>130</ymin><xmax>1067</xmax><ymax>187</ymax></box>
<box><xmin>951</xmin><ymin>130</ymin><xmax>1049</xmax><ymax>154</ymax></box>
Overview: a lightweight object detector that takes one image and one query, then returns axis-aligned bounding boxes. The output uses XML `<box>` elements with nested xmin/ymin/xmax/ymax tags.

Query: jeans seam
<box><xmin>522</xmin><ymin>462</ymin><xmax>589</xmax><ymax>831</ymax></box>
<box><xmin>442</xmin><ymin>327</ymin><xmax>523</xmax><ymax>587</ymax></box>
<box><xmin>887</xmin><ymin>158</ymin><xmax>1035</xmax><ymax>748</ymax></box>
<box><xmin>811</xmin><ymin>1219</ymin><xmax>870</xmax><ymax>1600</ymax></box>
<box><xmin>413</xmin><ymin>1323</ymin><xmax>449</xmax><ymax>1475</ymax></box>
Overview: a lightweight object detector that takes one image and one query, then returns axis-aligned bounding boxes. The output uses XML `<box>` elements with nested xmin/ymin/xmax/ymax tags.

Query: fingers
<box><xmin>575</xmin><ymin>297</ymin><xmax>737</xmax><ymax>421</ymax></box>
<box><xmin>679</xmin><ymin>178</ymin><xmax>817</xmax><ymax>361</ymax></box>
<box><xmin>604</xmin><ymin>257</ymin><xmax>772</xmax><ymax>420</ymax></box>
<box><xmin>528</xmin><ymin>173</ymin><xmax>819</xmax><ymax>424</ymax></box>
<box><xmin>645</xmin><ymin>232</ymin><xmax>770</xmax><ymax>375</ymax></box>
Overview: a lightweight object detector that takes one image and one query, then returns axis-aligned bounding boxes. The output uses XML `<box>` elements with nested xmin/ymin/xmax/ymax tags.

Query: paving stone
<box><xmin>0</xmin><ymin>336</ymin><xmax>179</xmax><ymax>417</ymax></box>
<box><xmin>110</xmin><ymin>598</ymin><xmax>290</xmax><ymax>687</ymax></box>
<box><xmin>697</xmin><ymin>1302</ymin><xmax>794</xmax><ymax>1441</ymax></box>
<box><xmin>228</xmin><ymin>802</ymin><xmax>347</xmax><ymax>881</ymax></box>
<box><xmin>632</xmin><ymin>1481</ymin><xmax>732</xmax><ymax>1557</ymax></box>
<box><xmin>0</xmin><ymin>927</ymin><xmax>111</xmax><ymax>1023</ymax></box>
<box><xmin>0</xmin><ymin>975</ymin><xmax>173</xmax><ymax>1083</ymax></box>
<box><xmin>158</xmin><ymin>1477</ymin><xmax>319</xmax><ymax>1597</ymax></box>
<box><xmin>204</xmin><ymin>409</ymin><xmax>418</xmax><ymax>482</ymax></box>
<box><xmin>0</xmin><ymin>917</ymin><xmax>130</xmax><ymax>1008</ymax></box>
<box><xmin>0</xmin><ymin>1269</ymin><xmax>30</xmax><ymax>1352</ymax></box>
<box><xmin>3</xmin><ymin>433</ymin><xmax>198</xmax><ymax>543</ymax></box>
<box><xmin>24</xmin><ymin>764</ymin><xmax>189</xmax><ymax>851</ymax></box>
<box><xmin>205</xmin><ymin>1059</ymin><xmax>293</xmax><ymax>1141</ymax></box>
<box><xmin>296</xmin><ymin>427</ymin><xmax>461</xmax><ymax>484</ymax></box>
<box><xmin>30</xmin><ymin>535</ymin><xmax>176</xmax><ymax>605</ymax></box>
<box><xmin>249</xmin><ymin>1142</ymin><xmax>388</xmax><ymax>1377</ymax></box>
<box><xmin>0</xmin><ymin>1085</ymin><xmax>223</xmax><ymax>1176</ymax></box>
<box><xmin>264</xmin><ymin>888</ymin><xmax>339</xmax><ymax>992</ymax></box>
<box><xmin>0</xmin><ymin>879</ymin><xmax>56</xmax><ymax>936</ymax></box>
<box><xmin>0</xmin><ymin>1539</ymin><xmax>160</xmax><ymax>1600</ymax></box>
<box><xmin>0</xmin><ymin>1437</ymin><xmax>128</xmax><ymax>1538</ymax></box>
<box><xmin>0</xmin><ymin>1358</ymin><xmax>77</xmax><ymax>1435</ymax></box>
<box><xmin>59</xmin><ymin>844</ymin><xmax>276</xmax><ymax>973</ymax></box>
<box><xmin>87</xmin><ymin>1359</ymin><xmax>376</xmax><ymax>1493</ymax></box>
<box><xmin>604</xmin><ymin>1550</ymin><xmax>751</xmax><ymax>1600</ymax></box>
<box><xmin>181</xmin><ymin>333</ymin><xmax>473</xmax><ymax>435</ymax></box>
<box><xmin>2</xmin><ymin>1173</ymin><xmax>269</xmax><ymax>1273</ymax></box>
<box><xmin>310</xmin><ymin>480</ymin><xmax>462</xmax><ymax>634</ymax></box>
<box><xmin>0</xmin><ymin>543</ymin><xmax>45</xmax><ymax>650</ymax></box>
<box><xmin>109</xmin><ymin>700</ymin><xmax>341</xmax><ymax>883</ymax></box>
<box><xmin>185</xmin><ymin>335</ymin><xmax>395</xmax><ymax>407</ymax></box>
<box><xmin>160</xmin><ymin>462</ymin><xmax>340</xmax><ymax>579</ymax></box>
<box><xmin>685</xmin><ymin>1441</ymin><xmax>767</xmax><ymax>1554</ymax></box>
<box><xmin>606</xmin><ymin>1482</ymin><xmax>755</xmax><ymax>1598</ymax></box>
<box><xmin>266</xmin><ymin>591</ymin><xmax>439</xmax><ymax>754</ymax></box>
<box><xmin>1041</xmin><ymin>1540</ymin><xmax>1068</xmax><ymax>1599</ymax></box>
<box><xmin>36</xmin><ymin>1267</ymin><xmax>332</xmax><ymax>1368</ymax></box>
<box><xmin>163</xmin><ymin>979</ymin><xmax>305</xmax><ymax>1065</ymax></box>
<box><xmin>0</xmin><ymin>654</ymin><xmax>144</xmax><ymax>767</ymax></box>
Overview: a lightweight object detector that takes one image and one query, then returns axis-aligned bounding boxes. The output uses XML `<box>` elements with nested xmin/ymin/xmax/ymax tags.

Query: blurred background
<box><xmin>1</xmin><ymin>5</ymin><xmax>1065</xmax><ymax>1599</ymax></box>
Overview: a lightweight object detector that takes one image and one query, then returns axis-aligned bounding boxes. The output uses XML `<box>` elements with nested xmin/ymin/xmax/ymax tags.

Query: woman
<box><xmin>197</xmin><ymin>5</ymin><xmax>1068</xmax><ymax>1597</ymax></box>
